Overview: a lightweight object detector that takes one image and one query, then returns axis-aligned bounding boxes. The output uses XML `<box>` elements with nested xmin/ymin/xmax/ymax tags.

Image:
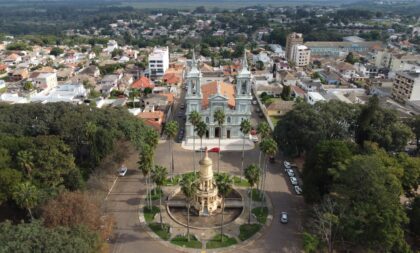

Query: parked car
<box><xmin>294</xmin><ymin>185</ymin><xmax>302</xmax><ymax>195</ymax></box>
<box><xmin>284</xmin><ymin>161</ymin><xmax>291</xmax><ymax>169</ymax></box>
<box><xmin>286</xmin><ymin>169</ymin><xmax>294</xmax><ymax>177</ymax></box>
<box><xmin>290</xmin><ymin>176</ymin><xmax>298</xmax><ymax>185</ymax></box>
<box><xmin>208</xmin><ymin>147</ymin><xmax>220</xmax><ymax>153</ymax></box>
<box><xmin>196</xmin><ymin>147</ymin><xmax>206</xmax><ymax>152</ymax></box>
<box><xmin>280</xmin><ymin>212</ymin><xmax>288</xmax><ymax>224</ymax></box>
<box><xmin>118</xmin><ymin>165</ymin><xmax>128</xmax><ymax>176</ymax></box>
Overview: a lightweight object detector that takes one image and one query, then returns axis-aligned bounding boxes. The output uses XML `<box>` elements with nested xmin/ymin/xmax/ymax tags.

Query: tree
<box><xmin>302</xmin><ymin>140</ymin><xmax>354</xmax><ymax>204</ymax></box>
<box><xmin>195</xmin><ymin>121</ymin><xmax>207</xmax><ymax>159</ymax></box>
<box><xmin>151</xmin><ymin>165</ymin><xmax>168</xmax><ymax>228</ymax></box>
<box><xmin>215</xmin><ymin>173</ymin><xmax>233</xmax><ymax>242</ymax></box>
<box><xmin>259</xmin><ymin>138</ymin><xmax>277</xmax><ymax>201</ymax></box>
<box><xmin>408</xmin><ymin>196</ymin><xmax>420</xmax><ymax>239</ymax></box>
<box><xmin>244</xmin><ymin>164</ymin><xmax>260</xmax><ymax>224</ymax></box>
<box><xmin>23</xmin><ymin>81</ymin><xmax>34</xmax><ymax>91</ymax></box>
<box><xmin>395</xmin><ymin>153</ymin><xmax>420</xmax><ymax>198</ymax></box>
<box><xmin>0</xmin><ymin>168</ymin><xmax>22</xmax><ymax>204</ymax></box>
<box><xmin>49</xmin><ymin>47</ymin><xmax>63</xmax><ymax>56</ymax></box>
<box><xmin>240</xmin><ymin>119</ymin><xmax>252</xmax><ymax>179</ymax></box>
<box><xmin>344</xmin><ymin>52</ymin><xmax>357</xmax><ymax>64</ymax></box>
<box><xmin>256</xmin><ymin>60</ymin><xmax>264</xmax><ymax>70</ymax></box>
<box><xmin>180</xmin><ymin>174</ymin><xmax>198</xmax><ymax>241</ymax></box>
<box><xmin>213</xmin><ymin>109</ymin><xmax>225</xmax><ymax>173</ymax></box>
<box><xmin>13</xmin><ymin>181</ymin><xmax>40</xmax><ymax>220</ymax></box>
<box><xmin>257</xmin><ymin>122</ymin><xmax>271</xmax><ymax>168</ymax></box>
<box><xmin>164</xmin><ymin>121</ymin><xmax>179</xmax><ymax>178</ymax></box>
<box><xmin>138</xmin><ymin>145</ymin><xmax>153</xmax><ymax>208</ymax></box>
<box><xmin>281</xmin><ymin>85</ymin><xmax>291</xmax><ymax>101</ymax></box>
<box><xmin>189</xmin><ymin>111</ymin><xmax>201</xmax><ymax>174</ymax></box>
<box><xmin>16</xmin><ymin>150</ymin><xmax>34</xmax><ymax>178</ymax></box>
<box><xmin>411</xmin><ymin>115</ymin><xmax>420</xmax><ymax>150</ymax></box>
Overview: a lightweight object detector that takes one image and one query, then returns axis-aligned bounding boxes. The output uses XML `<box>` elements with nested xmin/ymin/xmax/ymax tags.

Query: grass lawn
<box><xmin>170</xmin><ymin>235</ymin><xmax>202</xmax><ymax>249</ymax></box>
<box><xmin>238</xmin><ymin>224</ymin><xmax>262</xmax><ymax>241</ymax></box>
<box><xmin>233</xmin><ymin>176</ymin><xmax>250</xmax><ymax>187</ymax></box>
<box><xmin>163</xmin><ymin>172</ymin><xmax>197</xmax><ymax>186</ymax></box>
<box><xmin>148</xmin><ymin>223</ymin><xmax>171</xmax><ymax>240</ymax></box>
<box><xmin>252</xmin><ymin>207</ymin><xmax>268</xmax><ymax>224</ymax></box>
<box><xmin>270</xmin><ymin>116</ymin><xmax>281</xmax><ymax>126</ymax></box>
<box><xmin>206</xmin><ymin>234</ymin><xmax>237</xmax><ymax>249</ymax></box>
<box><xmin>148</xmin><ymin>188</ymin><xmax>163</xmax><ymax>201</ymax></box>
<box><xmin>143</xmin><ymin>206</ymin><xmax>159</xmax><ymax>223</ymax></box>
<box><xmin>249</xmin><ymin>189</ymin><xmax>263</xmax><ymax>202</ymax></box>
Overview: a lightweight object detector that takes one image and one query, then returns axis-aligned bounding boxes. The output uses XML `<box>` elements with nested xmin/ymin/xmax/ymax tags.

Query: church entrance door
<box><xmin>206</xmin><ymin>130</ymin><xmax>209</xmax><ymax>139</ymax></box>
<box><xmin>215</xmin><ymin>127</ymin><xmax>220</xmax><ymax>138</ymax></box>
<box><xmin>227</xmin><ymin>129</ymin><xmax>231</xmax><ymax>139</ymax></box>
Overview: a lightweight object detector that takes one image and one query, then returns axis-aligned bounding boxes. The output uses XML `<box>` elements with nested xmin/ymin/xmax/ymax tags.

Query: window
<box><xmin>206</xmin><ymin>117</ymin><xmax>210</xmax><ymax>123</ymax></box>
<box><xmin>227</xmin><ymin>117</ymin><xmax>231</xmax><ymax>123</ymax></box>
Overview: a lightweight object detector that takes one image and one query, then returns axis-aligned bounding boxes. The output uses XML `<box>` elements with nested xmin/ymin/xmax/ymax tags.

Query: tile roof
<box><xmin>131</xmin><ymin>76</ymin><xmax>154</xmax><ymax>89</ymax></box>
<box><xmin>201</xmin><ymin>81</ymin><xmax>235</xmax><ymax>109</ymax></box>
<box><xmin>163</xmin><ymin>73</ymin><xmax>181</xmax><ymax>85</ymax></box>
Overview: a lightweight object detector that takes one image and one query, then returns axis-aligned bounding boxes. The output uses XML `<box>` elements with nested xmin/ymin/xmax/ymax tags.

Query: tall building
<box><xmin>392</xmin><ymin>71</ymin><xmax>420</xmax><ymax>103</ymax></box>
<box><xmin>185</xmin><ymin>51</ymin><xmax>252</xmax><ymax>141</ymax></box>
<box><xmin>148</xmin><ymin>47</ymin><xmax>169</xmax><ymax>78</ymax></box>
<box><xmin>285</xmin><ymin>32</ymin><xmax>303</xmax><ymax>61</ymax></box>
<box><xmin>290</xmin><ymin>44</ymin><xmax>311</xmax><ymax>67</ymax></box>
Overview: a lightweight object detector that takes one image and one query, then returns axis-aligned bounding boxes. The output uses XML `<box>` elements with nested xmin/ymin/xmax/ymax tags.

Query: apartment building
<box><xmin>392</xmin><ymin>71</ymin><xmax>420</xmax><ymax>102</ymax></box>
<box><xmin>148</xmin><ymin>47</ymin><xmax>169</xmax><ymax>78</ymax></box>
<box><xmin>290</xmin><ymin>44</ymin><xmax>311</xmax><ymax>67</ymax></box>
<box><xmin>285</xmin><ymin>32</ymin><xmax>303</xmax><ymax>61</ymax></box>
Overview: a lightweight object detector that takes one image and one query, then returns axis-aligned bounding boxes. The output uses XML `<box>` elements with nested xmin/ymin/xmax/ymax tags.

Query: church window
<box><xmin>241</xmin><ymin>81</ymin><xmax>247</xmax><ymax>95</ymax></box>
<box><xmin>227</xmin><ymin>117</ymin><xmax>231</xmax><ymax>123</ymax></box>
<box><xmin>206</xmin><ymin>117</ymin><xmax>210</xmax><ymax>123</ymax></box>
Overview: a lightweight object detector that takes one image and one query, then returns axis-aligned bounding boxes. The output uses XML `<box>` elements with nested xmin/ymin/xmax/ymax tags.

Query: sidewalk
<box><xmin>181</xmin><ymin>138</ymin><xmax>255</xmax><ymax>151</ymax></box>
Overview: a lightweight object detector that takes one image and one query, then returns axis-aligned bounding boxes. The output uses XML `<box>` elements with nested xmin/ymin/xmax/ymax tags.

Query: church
<box><xmin>185</xmin><ymin>52</ymin><xmax>252</xmax><ymax>142</ymax></box>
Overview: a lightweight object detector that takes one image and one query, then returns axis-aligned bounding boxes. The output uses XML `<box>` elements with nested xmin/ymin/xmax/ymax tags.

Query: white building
<box><xmin>105</xmin><ymin>40</ymin><xmax>119</xmax><ymax>53</ymax></box>
<box><xmin>392</xmin><ymin>71</ymin><xmax>420</xmax><ymax>103</ymax></box>
<box><xmin>291</xmin><ymin>44</ymin><xmax>311</xmax><ymax>67</ymax></box>
<box><xmin>148</xmin><ymin>47</ymin><xmax>169</xmax><ymax>78</ymax></box>
<box><xmin>306</xmin><ymin>91</ymin><xmax>326</xmax><ymax>105</ymax></box>
<box><xmin>31</xmin><ymin>84</ymin><xmax>88</xmax><ymax>103</ymax></box>
<box><xmin>31</xmin><ymin>72</ymin><xmax>58</xmax><ymax>90</ymax></box>
<box><xmin>185</xmin><ymin>52</ymin><xmax>252</xmax><ymax>141</ymax></box>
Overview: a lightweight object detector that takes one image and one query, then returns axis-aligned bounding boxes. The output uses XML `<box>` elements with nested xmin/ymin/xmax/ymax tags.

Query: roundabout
<box><xmin>139</xmin><ymin>149</ymin><xmax>274</xmax><ymax>251</ymax></box>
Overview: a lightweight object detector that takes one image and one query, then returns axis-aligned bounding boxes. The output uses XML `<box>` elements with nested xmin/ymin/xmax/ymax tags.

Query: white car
<box><xmin>286</xmin><ymin>169</ymin><xmax>294</xmax><ymax>177</ymax></box>
<box><xmin>249</xmin><ymin>134</ymin><xmax>258</xmax><ymax>143</ymax></box>
<box><xmin>290</xmin><ymin>176</ymin><xmax>298</xmax><ymax>185</ymax></box>
<box><xmin>280</xmin><ymin>212</ymin><xmax>288</xmax><ymax>224</ymax></box>
<box><xmin>294</xmin><ymin>185</ymin><xmax>302</xmax><ymax>195</ymax></box>
<box><xmin>118</xmin><ymin>166</ymin><xmax>128</xmax><ymax>176</ymax></box>
<box><xmin>284</xmin><ymin>161</ymin><xmax>291</xmax><ymax>169</ymax></box>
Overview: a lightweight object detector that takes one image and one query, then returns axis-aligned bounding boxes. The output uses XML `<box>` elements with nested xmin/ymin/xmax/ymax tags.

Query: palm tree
<box><xmin>240</xmin><ymin>119</ymin><xmax>252</xmax><ymax>179</ymax></box>
<box><xmin>13</xmin><ymin>181</ymin><xmax>39</xmax><ymax>220</ymax></box>
<box><xmin>138</xmin><ymin>145</ymin><xmax>153</xmax><ymax>208</ymax></box>
<box><xmin>180</xmin><ymin>174</ymin><xmax>198</xmax><ymax>241</ymax></box>
<box><xmin>151</xmin><ymin>165</ymin><xmax>168</xmax><ymax>228</ymax></box>
<box><xmin>144</xmin><ymin>128</ymin><xmax>159</xmax><ymax>150</ymax></box>
<box><xmin>164</xmin><ymin>121</ymin><xmax>179</xmax><ymax>179</ymax></box>
<box><xmin>257</xmin><ymin>122</ymin><xmax>271</xmax><ymax>168</ymax></box>
<box><xmin>244</xmin><ymin>164</ymin><xmax>260</xmax><ymax>224</ymax></box>
<box><xmin>16</xmin><ymin>151</ymin><xmax>34</xmax><ymax>179</ymax></box>
<box><xmin>215</xmin><ymin>173</ymin><xmax>233</xmax><ymax>242</ymax></box>
<box><xmin>189</xmin><ymin>111</ymin><xmax>202</xmax><ymax>174</ymax></box>
<box><xmin>213</xmin><ymin>109</ymin><xmax>225</xmax><ymax>173</ymax></box>
<box><xmin>260</xmin><ymin>138</ymin><xmax>277</xmax><ymax>202</ymax></box>
<box><xmin>195</xmin><ymin>121</ymin><xmax>207</xmax><ymax>159</ymax></box>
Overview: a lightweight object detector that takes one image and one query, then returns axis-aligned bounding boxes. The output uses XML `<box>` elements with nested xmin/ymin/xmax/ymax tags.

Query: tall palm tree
<box><xmin>260</xmin><ymin>138</ymin><xmax>277</xmax><ymax>202</ymax></box>
<box><xmin>151</xmin><ymin>165</ymin><xmax>168</xmax><ymax>228</ymax></box>
<box><xmin>188</xmin><ymin>111</ymin><xmax>201</xmax><ymax>174</ymax></box>
<box><xmin>13</xmin><ymin>181</ymin><xmax>39</xmax><ymax>220</ymax></box>
<box><xmin>257</xmin><ymin>122</ymin><xmax>271</xmax><ymax>168</ymax></box>
<box><xmin>244</xmin><ymin>164</ymin><xmax>260</xmax><ymax>224</ymax></box>
<box><xmin>180</xmin><ymin>174</ymin><xmax>198</xmax><ymax>241</ymax></box>
<box><xmin>195</xmin><ymin>121</ymin><xmax>207</xmax><ymax>159</ymax></box>
<box><xmin>164</xmin><ymin>121</ymin><xmax>179</xmax><ymax>179</ymax></box>
<box><xmin>215</xmin><ymin>173</ymin><xmax>233</xmax><ymax>242</ymax></box>
<box><xmin>240</xmin><ymin>119</ymin><xmax>252</xmax><ymax>179</ymax></box>
<box><xmin>16</xmin><ymin>151</ymin><xmax>34</xmax><ymax>179</ymax></box>
<box><xmin>213</xmin><ymin>109</ymin><xmax>225</xmax><ymax>173</ymax></box>
<box><xmin>144</xmin><ymin>128</ymin><xmax>159</xmax><ymax>150</ymax></box>
<box><xmin>138</xmin><ymin>145</ymin><xmax>153</xmax><ymax>208</ymax></box>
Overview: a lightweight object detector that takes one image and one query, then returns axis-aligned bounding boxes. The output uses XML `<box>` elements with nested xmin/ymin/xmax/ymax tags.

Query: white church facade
<box><xmin>185</xmin><ymin>52</ymin><xmax>252</xmax><ymax>142</ymax></box>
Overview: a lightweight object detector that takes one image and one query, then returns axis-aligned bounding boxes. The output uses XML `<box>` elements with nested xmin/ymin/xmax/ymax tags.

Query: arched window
<box><xmin>227</xmin><ymin>117</ymin><xmax>231</xmax><ymax>124</ymax></box>
<box><xmin>206</xmin><ymin>117</ymin><xmax>209</xmax><ymax>123</ymax></box>
<box><xmin>241</xmin><ymin>81</ymin><xmax>247</xmax><ymax>94</ymax></box>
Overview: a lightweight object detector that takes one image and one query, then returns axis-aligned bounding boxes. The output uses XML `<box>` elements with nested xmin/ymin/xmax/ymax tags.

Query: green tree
<box><xmin>151</xmin><ymin>165</ymin><xmax>168</xmax><ymax>228</ymax></box>
<box><xmin>257</xmin><ymin>122</ymin><xmax>271</xmax><ymax>168</ymax></box>
<box><xmin>0</xmin><ymin>168</ymin><xmax>22</xmax><ymax>204</ymax></box>
<box><xmin>244</xmin><ymin>164</ymin><xmax>260</xmax><ymax>224</ymax></box>
<box><xmin>13</xmin><ymin>181</ymin><xmax>40</xmax><ymax>220</ymax></box>
<box><xmin>259</xmin><ymin>138</ymin><xmax>277</xmax><ymax>201</ymax></box>
<box><xmin>240</xmin><ymin>119</ymin><xmax>252</xmax><ymax>179</ymax></box>
<box><xmin>180</xmin><ymin>174</ymin><xmax>198</xmax><ymax>241</ymax></box>
<box><xmin>344</xmin><ymin>52</ymin><xmax>357</xmax><ymax>64</ymax></box>
<box><xmin>411</xmin><ymin>115</ymin><xmax>420</xmax><ymax>150</ymax></box>
<box><xmin>16</xmin><ymin>150</ymin><xmax>34</xmax><ymax>178</ymax></box>
<box><xmin>195</xmin><ymin>121</ymin><xmax>207</xmax><ymax>159</ymax></box>
<box><xmin>164</xmin><ymin>121</ymin><xmax>179</xmax><ymax>178</ymax></box>
<box><xmin>255</xmin><ymin>60</ymin><xmax>264</xmax><ymax>70</ymax></box>
<box><xmin>281</xmin><ymin>85</ymin><xmax>291</xmax><ymax>101</ymax></box>
<box><xmin>138</xmin><ymin>145</ymin><xmax>153</xmax><ymax>208</ymax></box>
<box><xmin>23</xmin><ymin>81</ymin><xmax>34</xmax><ymax>91</ymax></box>
<box><xmin>215</xmin><ymin>173</ymin><xmax>233</xmax><ymax>242</ymax></box>
<box><xmin>189</xmin><ymin>111</ymin><xmax>201</xmax><ymax>174</ymax></box>
<box><xmin>49</xmin><ymin>47</ymin><xmax>64</xmax><ymax>56</ymax></box>
<box><xmin>408</xmin><ymin>196</ymin><xmax>420</xmax><ymax>239</ymax></box>
<box><xmin>213</xmin><ymin>109</ymin><xmax>225</xmax><ymax>173</ymax></box>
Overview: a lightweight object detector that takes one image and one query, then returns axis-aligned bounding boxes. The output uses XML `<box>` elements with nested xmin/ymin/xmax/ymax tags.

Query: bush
<box><xmin>148</xmin><ymin>223</ymin><xmax>171</xmax><ymax>240</ymax></box>
<box><xmin>143</xmin><ymin>206</ymin><xmax>159</xmax><ymax>223</ymax></box>
<box><xmin>248</xmin><ymin>189</ymin><xmax>263</xmax><ymax>202</ymax></box>
<box><xmin>206</xmin><ymin>234</ymin><xmax>237</xmax><ymax>249</ymax></box>
<box><xmin>148</xmin><ymin>188</ymin><xmax>163</xmax><ymax>201</ymax></box>
<box><xmin>170</xmin><ymin>234</ymin><xmax>202</xmax><ymax>248</ymax></box>
<box><xmin>238</xmin><ymin>224</ymin><xmax>261</xmax><ymax>241</ymax></box>
<box><xmin>252</xmin><ymin>207</ymin><xmax>268</xmax><ymax>224</ymax></box>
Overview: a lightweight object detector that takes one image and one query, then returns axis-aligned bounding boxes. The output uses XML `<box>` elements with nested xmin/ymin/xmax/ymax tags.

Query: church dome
<box><xmin>199</xmin><ymin>149</ymin><xmax>213</xmax><ymax>179</ymax></box>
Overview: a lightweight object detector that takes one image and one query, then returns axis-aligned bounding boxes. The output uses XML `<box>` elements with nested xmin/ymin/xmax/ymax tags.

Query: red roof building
<box><xmin>131</xmin><ymin>76</ymin><xmax>154</xmax><ymax>90</ymax></box>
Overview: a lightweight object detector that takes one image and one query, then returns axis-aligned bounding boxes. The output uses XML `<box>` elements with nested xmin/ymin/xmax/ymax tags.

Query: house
<box><xmin>29</xmin><ymin>72</ymin><xmax>58</xmax><ymax>90</ymax></box>
<box><xmin>279</xmin><ymin>71</ymin><xmax>298</xmax><ymax>86</ymax></box>
<box><xmin>138</xmin><ymin>110</ymin><xmax>165</xmax><ymax>132</ymax></box>
<box><xmin>9</xmin><ymin>68</ymin><xmax>29</xmax><ymax>82</ymax></box>
<box><xmin>80</xmin><ymin>65</ymin><xmax>100</xmax><ymax>78</ymax></box>
<box><xmin>306</xmin><ymin>91</ymin><xmax>326</xmax><ymax>105</ymax></box>
<box><xmin>100</xmin><ymin>74</ymin><xmax>120</xmax><ymax>94</ymax></box>
<box><xmin>266</xmin><ymin>100</ymin><xmax>295</xmax><ymax>117</ymax></box>
<box><xmin>256</xmin><ymin>85</ymin><xmax>283</xmax><ymax>97</ymax></box>
<box><xmin>31</xmin><ymin>83</ymin><xmax>88</xmax><ymax>103</ymax></box>
<box><xmin>163</xmin><ymin>73</ymin><xmax>182</xmax><ymax>86</ymax></box>
<box><xmin>4</xmin><ymin>53</ymin><xmax>22</xmax><ymax>66</ymax></box>
<box><xmin>300</xmin><ymin>80</ymin><xmax>323</xmax><ymax>92</ymax></box>
<box><xmin>131</xmin><ymin>76</ymin><xmax>154</xmax><ymax>90</ymax></box>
